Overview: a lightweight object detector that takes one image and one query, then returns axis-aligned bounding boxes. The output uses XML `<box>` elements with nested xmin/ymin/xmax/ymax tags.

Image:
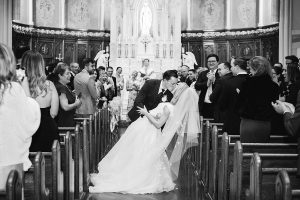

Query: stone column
<box><xmin>187</xmin><ymin>0</ymin><xmax>191</xmax><ymax>30</ymax></box>
<box><xmin>59</xmin><ymin>0</ymin><xmax>65</xmax><ymax>28</ymax></box>
<box><xmin>100</xmin><ymin>0</ymin><xmax>105</xmax><ymax>30</ymax></box>
<box><xmin>225</xmin><ymin>0</ymin><xmax>232</xmax><ymax>29</ymax></box>
<box><xmin>257</xmin><ymin>0</ymin><xmax>264</xmax><ymax>27</ymax></box>
<box><xmin>279</xmin><ymin>0</ymin><xmax>292</xmax><ymax>64</ymax></box>
<box><xmin>0</xmin><ymin>0</ymin><xmax>12</xmax><ymax>47</ymax></box>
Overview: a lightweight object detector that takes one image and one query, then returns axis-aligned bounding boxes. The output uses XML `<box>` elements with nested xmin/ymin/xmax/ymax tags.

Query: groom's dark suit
<box><xmin>127</xmin><ymin>79</ymin><xmax>173</xmax><ymax>122</ymax></box>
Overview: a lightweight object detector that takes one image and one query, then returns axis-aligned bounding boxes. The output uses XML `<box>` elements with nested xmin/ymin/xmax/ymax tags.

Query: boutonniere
<box><xmin>161</xmin><ymin>95</ymin><xmax>167</xmax><ymax>102</ymax></box>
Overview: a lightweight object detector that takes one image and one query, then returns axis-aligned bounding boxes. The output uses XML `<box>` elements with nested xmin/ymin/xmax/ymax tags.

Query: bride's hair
<box><xmin>170</xmin><ymin>83</ymin><xmax>189</xmax><ymax>104</ymax></box>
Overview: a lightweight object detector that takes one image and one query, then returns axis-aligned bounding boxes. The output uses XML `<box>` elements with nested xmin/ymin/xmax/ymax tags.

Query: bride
<box><xmin>89</xmin><ymin>83</ymin><xmax>200</xmax><ymax>194</ymax></box>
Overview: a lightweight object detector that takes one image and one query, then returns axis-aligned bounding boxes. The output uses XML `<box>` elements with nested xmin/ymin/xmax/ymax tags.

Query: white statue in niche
<box><xmin>182</xmin><ymin>52</ymin><xmax>198</xmax><ymax>69</ymax></box>
<box><xmin>140</xmin><ymin>1</ymin><xmax>152</xmax><ymax>36</ymax></box>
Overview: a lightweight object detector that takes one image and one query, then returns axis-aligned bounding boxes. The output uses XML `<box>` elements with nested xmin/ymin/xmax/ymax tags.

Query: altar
<box><xmin>109</xmin><ymin>0</ymin><xmax>182</xmax><ymax>78</ymax></box>
<box><xmin>109</xmin><ymin>0</ymin><xmax>182</xmax><ymax>120</ymax></box>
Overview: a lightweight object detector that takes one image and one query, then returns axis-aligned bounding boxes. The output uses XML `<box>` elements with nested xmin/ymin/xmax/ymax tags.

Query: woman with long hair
<box><xmin>22</xmin><ymin>50</ymin><xmax>59</xmax><ymax>152</ymax></box>
<box><xmin>0</xmin><ymin>43</ymin><xmax>40</xmax><ymax>170</ymax></box>
<box><xmin>237</xmin><ymin>56</ymin><xmax>279</xmax><ymax>142</ymax></box>
<box><xmin>52</xmin><ymin>62</ymin><xmax>81</xmax><ymax>127</ymax></box>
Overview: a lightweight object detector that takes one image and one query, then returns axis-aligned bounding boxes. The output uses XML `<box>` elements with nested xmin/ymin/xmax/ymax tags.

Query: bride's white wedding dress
<box><xmin>89</xmin><ymin>87</ymin><xmax>200</xmax><ymax>194</ymax></box>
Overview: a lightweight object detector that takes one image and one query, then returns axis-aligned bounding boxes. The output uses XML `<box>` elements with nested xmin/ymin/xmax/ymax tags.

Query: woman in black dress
<box><xmin>237</xmin><ymin>56</ymin><xmax>279</xmax><ymax>143</ymax></box>
<box><xmin>53</xmin><ymin>63</ymin><xmax>81</xmax><ymax>127</ymax></box>
<box><xmin>22</xmin><ymin>50</ymin><xmax>60</xmax><ymax>152</ymax></box>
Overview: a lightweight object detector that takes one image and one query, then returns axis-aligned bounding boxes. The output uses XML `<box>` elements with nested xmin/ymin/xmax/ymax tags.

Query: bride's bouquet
<box><xmin>108</xmin><ymin>96</ymin><xmax>122</xmax><ymax>132</ymax></box>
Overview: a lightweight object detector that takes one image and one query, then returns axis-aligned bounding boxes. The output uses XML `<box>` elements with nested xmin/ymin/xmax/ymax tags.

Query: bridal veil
<box><xmin>153</xmin><ymin>85</ymin><xmax>201</xmax><ymax>181</ymax></box>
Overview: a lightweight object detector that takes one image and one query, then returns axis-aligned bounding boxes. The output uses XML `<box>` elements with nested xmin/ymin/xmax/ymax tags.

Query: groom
<box><xmin>128</xmin><ymin>70</ymin><xmax>178</xmax><ymax>122</ymax></box>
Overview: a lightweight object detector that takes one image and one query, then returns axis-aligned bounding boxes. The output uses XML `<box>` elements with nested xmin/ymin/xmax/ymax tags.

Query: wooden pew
<box><xmin>29</xmin><ymin>140</ymin><xmax>64</xmax><ymax>200</ymax></box>
<box><xmin>75</xmin><ymin>114</ymin><xmax>95</xmax><ymax>173</ymax></box>
<box><xmin>33</xmin><ymin>152</ymin><xmax>50</xmax><ymax>200</ymax></box>
<box><xmin>24</xmin><ymin>152</ymin><xmax>50</xmax><ymax>200</ymax></box>
<box><xmin>217</xmin><ymin>132</ymin><xmax>298</xmax><ymax>200</ymax></box>
<box><xmin>51</xmin><ymin>140</ymin><xmax>64</xmax><ymax>200</ymax></box>
<box><xmin>228</xmin><ymin>141</ymin><xmax>298</xmax><ymax>200</ymax></box>
<box><xmin>0</xmin><ymin>170</ymin><xmax>22</xmax><ymax>200</ymax></box>
<box><xmin>275</xmin><ymin>170</ymin><xmax>300</xmax><ymax>200</ymax></box>
<box><xmin>59</xmin><ymin>123</ymin><xmax>84</xmax><ymax>200</ymax></box>
<box><xmin>82</xmin><ymin>120</ymin><xmax>91</xmax><ymax>194</ymax></box>
<box><xmin>0</xmin><ymin>164</ymin><xmax>23</xmax><ymax>200</ymax></box>
<box><xmin>65</xmin><ymin>132</ymin><xmax>75</xmax><ymax>200</ymax></box>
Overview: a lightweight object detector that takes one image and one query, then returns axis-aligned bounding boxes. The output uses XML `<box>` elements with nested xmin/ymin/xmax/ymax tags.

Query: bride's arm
<box><xmin>137</xmin><ymin>106</ymin><xmax>170</xmax><ymax>129</ymax></box>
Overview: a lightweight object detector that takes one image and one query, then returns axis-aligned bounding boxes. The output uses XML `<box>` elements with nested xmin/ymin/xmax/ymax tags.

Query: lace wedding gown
<box><xmin>89</xmin><ymin>103</ymin><xmax>176</xmax><ymax>194</ymax></box>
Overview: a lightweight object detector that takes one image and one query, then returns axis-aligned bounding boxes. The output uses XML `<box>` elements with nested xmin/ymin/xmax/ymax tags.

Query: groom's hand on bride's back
<box><xmin>137</xmin><ymin>106</ymin><xmax>148</xmax><ymax>116</ymax></box>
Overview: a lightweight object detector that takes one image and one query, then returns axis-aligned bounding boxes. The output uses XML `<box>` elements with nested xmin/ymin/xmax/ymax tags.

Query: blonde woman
<box><xmin>0</xmin><ymin>43</ymin><xmax>40</xmax><ymax>171</ymax></box>
<box><xmin>22</xmin><ymin>50</ymin><xmax>59</xmax><ymax>152</ymax></box>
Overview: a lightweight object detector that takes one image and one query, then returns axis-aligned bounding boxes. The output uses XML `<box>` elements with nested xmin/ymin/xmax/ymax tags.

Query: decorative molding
<box><xmin>181</xmin><ymin>25</ymin><xmax>279</xmax><ymax>39</ymax></box>
<box><xmin>12</xmin><ymin>23</ymin><xmax>110</xmax><ymax>38</ymax></box>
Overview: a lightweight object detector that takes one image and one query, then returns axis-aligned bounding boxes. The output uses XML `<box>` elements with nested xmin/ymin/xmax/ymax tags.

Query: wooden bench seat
<box><xmin>0</xmin><ymin>164</ymin><xmax>23</xmax><ymax>200</ymax></box>
<box><xmin>275</xmin><ymin>170</ymin><xmax>300</xmax><ymax>200</ymax></box>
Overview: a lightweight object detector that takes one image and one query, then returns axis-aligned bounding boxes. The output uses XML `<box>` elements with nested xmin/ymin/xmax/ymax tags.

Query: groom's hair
<box><xmin>163</xmin><ymin>70</ymin><xmax>178</xmax><ymax>80</ymax></box>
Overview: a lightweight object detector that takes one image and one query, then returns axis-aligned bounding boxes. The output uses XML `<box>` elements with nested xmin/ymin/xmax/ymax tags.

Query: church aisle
<box><xmin>86</xmin><ymin>153</ymin><xmax>202</xmax><ymax>200</ymax></box>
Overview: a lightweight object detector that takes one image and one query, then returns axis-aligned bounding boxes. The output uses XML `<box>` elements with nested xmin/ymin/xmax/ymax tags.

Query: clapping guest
<box><xmin>126</xmin><ymin>70</ymin><xmax>141</xmax><ymax>111</ymax></box>
<box><xmin>195</xmin><ymin>54</ymin><xmax>220</xmax><ymax>118</ymax></box>
<box><xmin>0</xmin><ymin>43</ymin><xmax>40</xmax><ymax>171</ymax></box>
<box><xmin>237</xmin><ymin>56</ymin><xmax>279</xmax><ymax>142</ymax></box>
<box><xmin>22</xmin><ymin>50</ymin><xmax>59</xmax><ymax>152</ymax></box>
<box><xmin>53</xmin><ymin>63</ymin><xmax>81</xmax><ymax>127</ymax></box>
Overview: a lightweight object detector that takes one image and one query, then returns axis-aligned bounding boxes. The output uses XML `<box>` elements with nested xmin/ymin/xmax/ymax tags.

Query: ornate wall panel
<box><xmin>35</xmin><ymin>0</ymin><xmax>59</xmax><ymax>27</ymax></box>
<box><xmin>188</xmin><ymin>42</ymin><xmax>203</xmax><ymax>67</ymax></box>
<box><xmin>191</xmin><ymin>0</ymin><xmax>225</xmax><ymax>30</ymax></box>
<box><xmin>231</xmin><ymin>0</ymin><xmax>256</xmax><ymax>29</ymax></box>
<box><xmin>216</xmin><ymin>42</ymin><xmax>228</xmax><ymax>62</ymax></box>
<box><xmin>64</xmin><ymin>41</ymin><xmax>76</xmax><ymax>65</ymax></box>
<box><xmin>67</xmin><ymin>0</ymin><xmax>101</xmax><ymax>30</ymax></box>
<box><xmin>182</xmin><ymin>24</ymin><xmax>279</xmax><ymax>66</ymax></box>
<box><xmin>261</xmin><ymin>35</ymin><xmax>279</xmax><ymax>65</ymax></box>
<box><xmin>77</xmin><ymin>42</ymin><xmax>88</xmax><ymax>66</ymax></box>
<box><xmin>12</xmin><ymin>22</ymin><xmax>110</xmax><ymax>66</ymax></box>
<box><xmin>89</xmin><ymin>42</ymin><xmax>102</xmax><ymax>62</ymax></box>
<box><xmin>238</xmin><ymin>41</ymin><xmax>256</xmax><ymax>60</ymax></box>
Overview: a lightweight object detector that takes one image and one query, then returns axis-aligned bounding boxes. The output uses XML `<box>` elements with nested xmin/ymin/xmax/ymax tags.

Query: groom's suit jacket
<box><xmin>127</xmin><ymin>79</ymin><xmax>173</xmax><ymax>122</ymax></box>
